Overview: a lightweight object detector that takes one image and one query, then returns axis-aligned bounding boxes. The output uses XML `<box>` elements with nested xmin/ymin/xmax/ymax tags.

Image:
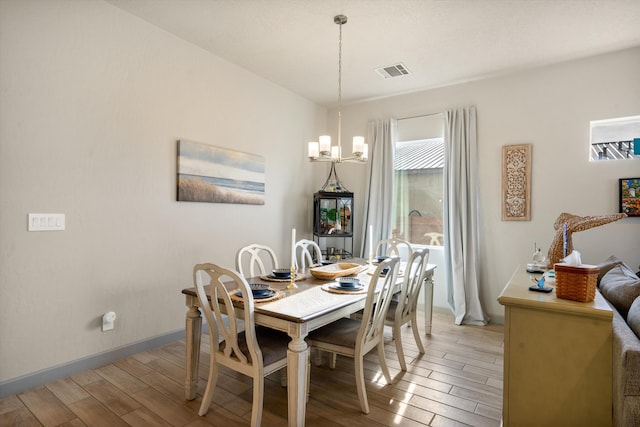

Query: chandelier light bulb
<box><xmin>352</xmin><ymin>136</ymin><xmax>365</xmax><ymax>155</ymax></box>
<box><xmin>319</xmin><ymin>135</ymin><xmax>331</xmax><ymax>154</ymax></box>
<box><xmin>308</xmin><ymin>142</ymin><xmax>319</xmax><ymax>159</ymax></box>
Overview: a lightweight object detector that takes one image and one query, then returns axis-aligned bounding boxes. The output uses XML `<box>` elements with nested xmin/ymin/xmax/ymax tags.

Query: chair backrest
<box><xmin>396</xmin><ymin>248</ymin><xmax>430</xmax><ymax>321</ymax></box>
<box><xmin>357</xmin><ymin>257</ymin><xmax>401</xmax><ymax>353</ymax></box>
<box><xmin>193</xmin><ymin>263</ymin><xmax>262</xmax><ymax>372</ymax></box>
<box><xmin>375</xmin><ymin>238</ymin><xmax>413</xmax><ymax>261</ymax></box>
<box><xmin>294</xmin><ymin>239</ymin><xmax>322</xmax><ymax>270</ymax></box>
<box><xmin>423</xmin><ymin>232</ymin><xmax>444</xmax><ymax>246</ymax></box>
<box><xmin>235</xmin><ymin>244</ymin><xmax>278</xmax><ymax>278</ymax></box>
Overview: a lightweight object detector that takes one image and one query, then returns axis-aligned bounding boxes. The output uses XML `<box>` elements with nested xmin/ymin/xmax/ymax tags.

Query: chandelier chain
<box><xmin>337</xmin><ymin>17</ymin><xmax>343</xmax><ymax>150</ymax></box>
<box><xmin>337</xmin><ymin>18</ymin><xmax>342</xmax><ymax>112</ymax></box>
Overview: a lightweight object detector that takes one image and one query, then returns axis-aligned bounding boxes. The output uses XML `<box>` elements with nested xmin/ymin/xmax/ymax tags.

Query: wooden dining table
<box><xmin>181</xmin><ymin>260</ymin><xmax>436</xmax><ymax>426</ymax></box>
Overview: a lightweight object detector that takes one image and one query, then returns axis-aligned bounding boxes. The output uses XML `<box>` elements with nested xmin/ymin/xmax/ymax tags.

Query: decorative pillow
<box><xmin>596</xmin><ymin>255</ymin><xmax>623</xmax><ymax>285</ymax></box>
<box><xmin>626</xmin><ymin>297</ymin><xmax>640</xmax><ymax>340</ymax></box>
<box><xmin>599</xmin><ymin>263</ymin><xmax>640</xmax><ymax>319</ymax></box>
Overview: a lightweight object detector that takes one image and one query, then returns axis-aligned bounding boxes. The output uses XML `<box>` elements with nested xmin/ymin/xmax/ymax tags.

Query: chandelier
<box><xmin>308</xmin><ymin>15</ymin><xmax>368</xmax><ymax>164</ymax></box>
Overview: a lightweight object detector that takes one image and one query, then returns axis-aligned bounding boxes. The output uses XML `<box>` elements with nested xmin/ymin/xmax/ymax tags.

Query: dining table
<box><xmin>181</xmin><ymin>259</ymin><xmax>436</xmax><ymax>426</ymax></box>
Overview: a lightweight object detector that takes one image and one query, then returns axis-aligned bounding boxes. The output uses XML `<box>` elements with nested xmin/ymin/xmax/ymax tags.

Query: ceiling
<box><xmin>106</xmin><ymin>0</ymin><xmax>640</xmax><ymax>107</ymax></box>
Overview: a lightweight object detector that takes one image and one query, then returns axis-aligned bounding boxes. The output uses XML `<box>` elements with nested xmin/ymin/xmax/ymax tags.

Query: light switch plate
<box><xmin>28</xmin><ymin>213</ymin><xmax>65</xmax><ymax>231</ymax></box>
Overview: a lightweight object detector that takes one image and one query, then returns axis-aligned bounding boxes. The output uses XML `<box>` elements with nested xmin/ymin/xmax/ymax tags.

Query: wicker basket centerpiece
<box><xmin>554</xmin><ymin>263</ymin><xmax>600</xmax><ymax>302</ymax></box>
<box><xmin>309</xmin><ymin>262</ymin><xmax>362</xmax><ymax>280</ymax></box>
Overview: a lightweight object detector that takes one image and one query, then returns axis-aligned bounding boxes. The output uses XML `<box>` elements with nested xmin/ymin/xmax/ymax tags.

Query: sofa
<box><xmin>597</xmin><ymin>256</ymin><xmax>640</xmax><ymax>427</ymax></box>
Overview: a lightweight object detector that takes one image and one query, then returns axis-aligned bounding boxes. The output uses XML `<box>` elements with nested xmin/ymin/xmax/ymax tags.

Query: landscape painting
<box><xmin>177</xmin><ymin>140</ymin><xmax>265</xmax><ymax>205</ymax></box>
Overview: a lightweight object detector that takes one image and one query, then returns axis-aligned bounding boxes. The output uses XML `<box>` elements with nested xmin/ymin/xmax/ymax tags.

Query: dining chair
<box><xmin>294</xmin><ymin>239</ymin><xmax>323</xmax><ymax>270</ymax></box>
<box><xmin>236</xmin><ymin>244</ymin><xmax>278</xmax><ymax>278</ymax></box>
<box><xmin>375</xmin><ymin>238</ymin><xmax>413</xmax><ymax>261</ymax></box>
<box><xmin>307</xmin><ymin>257</ymin><xmax>401</xmax><ymax>414</ymax></box>
<box><xmin>385</xmin><ymin>248</ymin><xmax>430</xmax><ymax>371</ymax></box>
<box><xmin>423</xmin><ymin>232</ymin><xmax>444</xmax><ymax>246</ymax></box>
<box><xmin>193</xmin><ymin>263</ymin><xmax>290</xmax><ymax>425</ymax></box>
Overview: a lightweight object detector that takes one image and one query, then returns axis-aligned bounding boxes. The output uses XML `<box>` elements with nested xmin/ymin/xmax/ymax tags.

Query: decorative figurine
<box><xmin>546</xmin><ymin>212</ymin><xmax>626</xmax><ymax>267</ymax></box>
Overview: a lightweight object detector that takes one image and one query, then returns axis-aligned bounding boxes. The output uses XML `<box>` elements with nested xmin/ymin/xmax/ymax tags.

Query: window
<box><xmin>590</xmin><ymin>115</ymin><xmax>640</xmax><ymax>161</ymax></box>
<box><xmin>393</xmin><ymin>115</ymin><xmax>445</xmax><ymax>246</ymax></box>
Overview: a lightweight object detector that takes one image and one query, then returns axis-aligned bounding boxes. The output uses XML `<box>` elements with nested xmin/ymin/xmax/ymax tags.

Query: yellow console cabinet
<box><xmin>498</xmin><ymin>266</ymin><xmax>612</xmax><ymax>427</ymax></box>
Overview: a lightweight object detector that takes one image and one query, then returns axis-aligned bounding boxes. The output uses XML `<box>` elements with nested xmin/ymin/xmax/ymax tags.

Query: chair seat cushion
<box><xmin>307</xmin><ymin>317</ymin><xmax>361</xmax><ymax>348</ymax></box>
<box><xmin>220</xmin><ymin>326</ymin><xmax>289</xmax><ymax>366</ymax></box>
<box><xmin>256</xmin><ymin>326</ymin><xmax>290</xmax><ymax>365</ymax></box>
<box><xmin>386</xmin><ymin>300</ymin><xmax>399</xmax><ymax>321</ymax></box>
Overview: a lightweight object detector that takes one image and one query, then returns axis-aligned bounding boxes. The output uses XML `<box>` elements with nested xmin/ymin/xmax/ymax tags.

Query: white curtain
<box><xmin>359</xmin><ymin>119</ymin><xmax>397</xmax><ymax>258</ymax></box>
<box><xmin>443</xmin><ymin>107</ymin><xmax>489</xmax><ymax>325</ymax></box>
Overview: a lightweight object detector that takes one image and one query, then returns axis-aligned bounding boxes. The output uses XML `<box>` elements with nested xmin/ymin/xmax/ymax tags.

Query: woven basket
<box><xmin>554</xmin><ymin>263</ymin><xmax>599</xmax><ymax>302</ymax></box>
<box><xmin>309</xmin><ymin>262</ymin><xmax>362</xmax><ymax>280</ymax></box>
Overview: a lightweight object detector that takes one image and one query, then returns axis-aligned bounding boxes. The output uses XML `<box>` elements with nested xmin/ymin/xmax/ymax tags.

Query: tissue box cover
<box><xmin>554</xmin><ymin>263</ymin><xmax>600</xmax><ymax>302</ymax></box>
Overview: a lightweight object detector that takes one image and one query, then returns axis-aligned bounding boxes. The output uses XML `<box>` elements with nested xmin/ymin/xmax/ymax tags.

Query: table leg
<box><xmin>185</xmin><ymin>296</ymin><xmax>202</xmax><ymax>400</ymax></box>
<box><xmin>287</xmin><ymin>323</ymin><xmax>309</xmax><ymax>427</ymax></box>
<box><xmin>424</xmin><ymin>270</ymin><xmax>435</xmax><ymax>335</ymax></box>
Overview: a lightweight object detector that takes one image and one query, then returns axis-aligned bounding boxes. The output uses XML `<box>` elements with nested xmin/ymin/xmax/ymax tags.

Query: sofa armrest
<box><xmin>611</xmin><ymin>305</ymin><xmax>640</xmax><ymax>426</ymax></box>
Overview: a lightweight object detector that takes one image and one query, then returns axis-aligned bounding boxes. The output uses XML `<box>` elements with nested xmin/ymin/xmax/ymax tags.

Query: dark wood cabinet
<box><xmin>313</xmin><ymin>191</ymin><xmax>353</xmax><ymax>260</ymax></box>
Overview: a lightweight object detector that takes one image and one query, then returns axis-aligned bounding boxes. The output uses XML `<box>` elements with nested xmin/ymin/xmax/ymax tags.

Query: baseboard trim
<box><xmin>422</xmin><ymin>305</ymin><xmax>505</xmax><ymax>326</ymax></box>
<box><xmin>0</xmin><ymin>329</ymin><xmax>185</xmax><ymax>398</ymax></box>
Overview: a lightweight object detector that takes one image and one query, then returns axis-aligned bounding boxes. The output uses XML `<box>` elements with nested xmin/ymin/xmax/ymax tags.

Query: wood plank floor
<box><xmin>0</xmin><ymin>311</ymin><xmax>504</xmax><ymax>426</ymax></box>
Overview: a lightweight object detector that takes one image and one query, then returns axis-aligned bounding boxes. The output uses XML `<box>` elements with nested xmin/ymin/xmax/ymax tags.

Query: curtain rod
<box><xmin>397</xmin><ymin>112</ymin><xmax>444</xmax><ymax>121</ymax></box>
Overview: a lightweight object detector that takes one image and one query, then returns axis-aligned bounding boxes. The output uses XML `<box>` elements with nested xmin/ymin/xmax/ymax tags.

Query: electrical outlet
<box><xmin>102</xmin><ymin>311</ymin><xmax>116</xmax><ymax>332</ymax></box>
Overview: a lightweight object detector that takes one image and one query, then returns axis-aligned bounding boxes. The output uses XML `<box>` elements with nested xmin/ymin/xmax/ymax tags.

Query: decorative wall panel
<box><xmin>502</xmin><ymin>144</ymin><xmax>531</xmax><ymax>221</ymax></box>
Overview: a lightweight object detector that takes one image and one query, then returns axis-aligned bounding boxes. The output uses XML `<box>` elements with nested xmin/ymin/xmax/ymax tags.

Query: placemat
<box><xmin>259</xmin><ymin>273</ymin><xmax>306</xmax><ymax>282</ymax></box>
<box><xmin>230</xmin><ymin>290</ymin><xmax>284</xmax><ymax>303</ymax></box>
<box><xmin>321</xmin><ymin>283</ymin><xmax>368</xmax><ymax>295</ymax></box>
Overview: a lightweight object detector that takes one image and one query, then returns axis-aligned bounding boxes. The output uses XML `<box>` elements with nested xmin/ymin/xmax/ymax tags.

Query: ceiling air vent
<box><xmin>375</xmin><ymin>63</ymin><xmax>410</xmax><ymax>79</ymax></box>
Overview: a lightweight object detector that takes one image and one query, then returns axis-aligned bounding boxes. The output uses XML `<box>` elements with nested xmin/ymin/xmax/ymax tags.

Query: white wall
<box><xmin>0</xmin><ymin>0</ymin><xmax>323</xmax><ymax>382</ymax></box>
<box><xmin>330</xmin><ymin>47</ymin><xmax>640</xmax><ymax>322</ymax></box>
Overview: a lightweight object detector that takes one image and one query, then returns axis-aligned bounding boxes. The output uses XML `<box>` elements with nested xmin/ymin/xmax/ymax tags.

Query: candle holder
<box><xmin>287</xmin><ymin>265</ymin><xmax>297</xmax><ymax>289</ymax></box>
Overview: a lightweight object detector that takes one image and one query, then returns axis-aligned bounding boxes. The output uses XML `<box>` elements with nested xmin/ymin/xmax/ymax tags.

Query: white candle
<box><xmin>368</xmin><ymin>224</ymin><xmax>373</xmax><ymax>261</ymax></box>
<box><xmin>291</xmin><ymin>228</ymin><xmax>296</xmax><ymax>266</ymax></box>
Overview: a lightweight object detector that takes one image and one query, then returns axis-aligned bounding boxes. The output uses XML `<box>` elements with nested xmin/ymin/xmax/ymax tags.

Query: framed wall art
<box><xmin>619</xmin><ymin>177</ymin><xmax>640</xmax><ymax>217</ymax></box>
<box><xmin>177</xmin><ymin>140</ymin><xmax>265</xmax><ymax>205</ymax></box>
<box><xmin>502</xmin><ymin>144</ymin><xmax>532</xmax><ymax>221</ymax></box>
